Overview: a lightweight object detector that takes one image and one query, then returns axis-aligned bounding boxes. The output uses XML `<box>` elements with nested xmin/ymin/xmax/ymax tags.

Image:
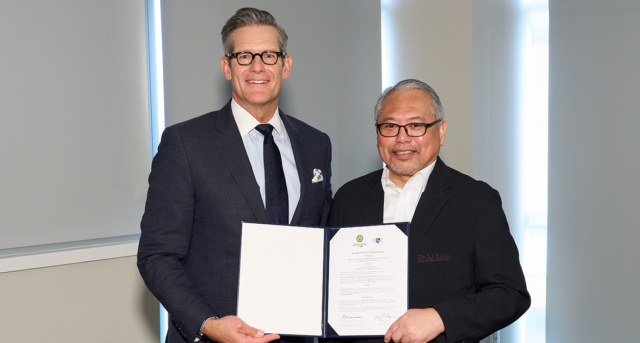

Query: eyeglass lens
<box><xmin>378</xmin><ymin>123</ymin><xmax>426</xmax><ymax>137</ymax></box>
<box><xmin>236</xmin><ymin>52</ymin><xmax>280</xmax><ymax>65</ymax></box>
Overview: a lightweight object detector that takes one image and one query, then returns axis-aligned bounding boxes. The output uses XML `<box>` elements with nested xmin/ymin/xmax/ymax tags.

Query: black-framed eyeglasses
<box><xmin>226</xmin><ymin>51</ymin><xmax>285</xmax><ymax>65</ymax></box>
<box><xmin>376</xmin><ymin>119</ymin><xmax>442</xmax><ymax>137</ymax></box>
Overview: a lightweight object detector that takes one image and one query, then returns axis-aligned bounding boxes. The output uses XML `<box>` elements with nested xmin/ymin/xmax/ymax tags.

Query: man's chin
<box><xmin>388</xmin><ymin>164</ymin><xmax>420</xmax><ymax>177</ymax></box>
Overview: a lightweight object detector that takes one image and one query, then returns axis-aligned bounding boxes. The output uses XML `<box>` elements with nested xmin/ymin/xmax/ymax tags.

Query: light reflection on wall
<box><xmin>519</xmin><ymin>1</ymin><xmax>548</xmax><ymax>342</ymax></box>
<box><xmin>145</xmin><ymin>0</ymin><xmax>168</xmax><ymax>340</ymax></box>
<box><xmin>381</xmin><ymin>0</ymin><xmax>396</xmax><ymax>90</ymax></box>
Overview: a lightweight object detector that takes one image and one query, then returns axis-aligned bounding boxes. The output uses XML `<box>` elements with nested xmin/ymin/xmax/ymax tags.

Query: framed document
<box><xmin>237</xmin><ymin>222</ymin><xmax>409</xmax><ymax>337</ymax></box>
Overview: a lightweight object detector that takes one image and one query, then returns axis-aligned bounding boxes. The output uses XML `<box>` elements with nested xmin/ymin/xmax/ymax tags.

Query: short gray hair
<box><xmin>221</xmin><ymin>7</ymin><xmax>288</xmax><ymax>55</ymax></box>
<box><xmin>374</xmin><ymin>79</ymin><xmax>444</xmax><ymax>123</ymax></box>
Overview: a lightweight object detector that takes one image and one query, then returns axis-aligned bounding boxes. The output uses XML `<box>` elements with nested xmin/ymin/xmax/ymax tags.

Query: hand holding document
<box><xmin>237</xmin><ymin>222</ymin><xmax>409</xmax><ymax>337</ymax></box>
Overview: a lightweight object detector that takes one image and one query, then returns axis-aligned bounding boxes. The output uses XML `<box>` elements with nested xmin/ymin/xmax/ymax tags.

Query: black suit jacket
<box><xmin>325</xmin><ymin>158</ymin><xmax>529</xmax><ymax>343</ymax></box>
<box><xmin>138</xmin><ymin>101</ymin><xmax>332</xmax><ymax>343</ymax></box>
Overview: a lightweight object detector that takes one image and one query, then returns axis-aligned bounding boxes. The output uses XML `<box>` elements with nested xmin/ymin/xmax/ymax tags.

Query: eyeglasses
<box><xmin>226</xmin><ymin>51</ymin><xmax>285</xmax><ymax>65</ymax></box>
<box><xmin>376</xmin><ymin>119</ymin><xmax>442</xmax><ymax>137</ymax></box>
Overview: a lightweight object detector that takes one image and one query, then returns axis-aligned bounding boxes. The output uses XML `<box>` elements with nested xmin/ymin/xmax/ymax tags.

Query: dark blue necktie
<box><xmin>255</xmin><ymin>124</ymin><xmax>289</xmax><ymax>224</ymax></box>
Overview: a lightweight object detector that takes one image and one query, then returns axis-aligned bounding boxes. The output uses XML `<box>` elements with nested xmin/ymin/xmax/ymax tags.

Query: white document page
<box><xmin>327</xmin><ymin>224</ymin><xmax>408</xmax><ymax>336</ymax></box>
<box><xmin>237</xmin><ymin>223</ymin><xmax>325</xmax><ymax>336</ymax></box>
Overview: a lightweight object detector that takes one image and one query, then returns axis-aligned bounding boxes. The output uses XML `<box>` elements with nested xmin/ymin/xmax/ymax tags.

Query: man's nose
<box><xmin>249</xmin><ymin>55</ymin><xmax>265</xmax><ymax>72</ymax></box>
<box><xmin>395</xmin><ymin>126</ymin><xmax>411</xmax><ymax>142</ymax></box>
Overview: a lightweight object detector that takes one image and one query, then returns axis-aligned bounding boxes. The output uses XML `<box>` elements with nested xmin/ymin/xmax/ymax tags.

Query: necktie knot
<box><xmin>255</xmin><ymin>124</ymin><xmax>274</xmax><ymax>136</ymax></box>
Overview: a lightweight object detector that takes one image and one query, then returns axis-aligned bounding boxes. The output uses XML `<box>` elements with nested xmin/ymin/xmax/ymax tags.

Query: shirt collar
<box><xmin>381</xmin><ymin>158</ymin><xmax>437</xmax><ymax>193</ymax></box>
<box><xmin>231</xmin><ymin>99</ymin><xmax>285</xmax><ymax>138</ymax></box>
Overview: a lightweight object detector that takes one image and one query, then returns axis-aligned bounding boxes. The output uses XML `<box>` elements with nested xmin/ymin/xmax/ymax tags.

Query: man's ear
<box><xmin>221</xmin><ymin>57</ymin><xmax>232</xmax><ymax>80</ymax></box>
<box><xmin>438</xmin><ymin>120</ymin><xmax>448</xmax><ymax>146</ymax></box>
<box><xmin>282</xmin><ymin>54</ymin><xmax>292</xmax><ymax>79</ymax></box>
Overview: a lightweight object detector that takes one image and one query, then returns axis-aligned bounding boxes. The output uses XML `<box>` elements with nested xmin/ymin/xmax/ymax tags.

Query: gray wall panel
<box><xmin>547</xmin><ymin>0</ymin><xmax>640</xmax><ymax>341</ymax></box>
<box><xmin>0</xmin><ymin>0</ymin><xmax>150</xmax><ymax>250</ymax></box>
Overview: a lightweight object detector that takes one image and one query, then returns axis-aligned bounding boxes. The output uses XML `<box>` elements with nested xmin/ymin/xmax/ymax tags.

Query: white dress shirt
<box><xmin>231</xmin><ymin>100</ymin><xmax>300</xmax><ymax>223</ymax></box>
<box><xmin>381</xmin><ymin>160</ymin><xmax>436</xmax><ymax>223</ymax></box>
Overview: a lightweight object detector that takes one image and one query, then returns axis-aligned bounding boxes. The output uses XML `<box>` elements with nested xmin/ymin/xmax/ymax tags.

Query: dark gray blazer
<box><xmin>138</xmin><ymin>101</ymin><xmax>332</xmax><ymax>343</ymax></box>
<box><xmin>324</xmin><ymin>157</ymin><xmax>529</xmax><ymax>343</ymax></box>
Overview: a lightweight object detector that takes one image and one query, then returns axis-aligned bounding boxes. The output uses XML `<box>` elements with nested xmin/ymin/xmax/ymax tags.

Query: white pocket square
<box><xmin>312</xmin><ymin>168</ymin><xmax>324</xmax><ymax>183</ymax></box>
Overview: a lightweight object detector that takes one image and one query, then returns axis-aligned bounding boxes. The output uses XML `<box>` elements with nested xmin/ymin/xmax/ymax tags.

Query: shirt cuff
<box><xmin>195</xmin><ymin>316</ymin><xmax>219</xmax><ymax>342</ymax></box>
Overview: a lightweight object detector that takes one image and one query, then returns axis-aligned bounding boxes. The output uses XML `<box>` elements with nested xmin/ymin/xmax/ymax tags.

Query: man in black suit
<box><xmin>137</xmin><ymin>8</ymin><xmax>332</xmax><ymax>343</ymax></box>
<box><xmin>326</xmin><ymin>79</ymin><xmax>529</xmax><ymax>343</ymax></box>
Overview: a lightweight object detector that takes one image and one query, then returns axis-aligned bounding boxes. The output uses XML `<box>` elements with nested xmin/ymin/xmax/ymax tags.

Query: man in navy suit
<box><xmin>138</xmin><ymin>8</ymin><xmax>332</xmax><ymax>343</ymax></box>
<box><xmin>324</xmin><ymin>79</ymin><xmax>529</xmax><ymax>343</ymax></box>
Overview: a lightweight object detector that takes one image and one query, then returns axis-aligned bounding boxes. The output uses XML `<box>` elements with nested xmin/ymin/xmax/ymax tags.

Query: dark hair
<box><xmin>221</xmin><ymin>7</ymin><xmax>288</xmax><ymax>55</ymax></box>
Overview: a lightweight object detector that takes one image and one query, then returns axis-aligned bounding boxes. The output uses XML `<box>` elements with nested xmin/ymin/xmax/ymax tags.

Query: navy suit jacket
<box><xmin>324</xmin><ymin>158</ymin><xmax>529</xmax><ymax>343</ymax></box>
<box><xmin>138</xmin><ymin>101</ymin><xmax>332</xmax><ymax>343</ymax></box>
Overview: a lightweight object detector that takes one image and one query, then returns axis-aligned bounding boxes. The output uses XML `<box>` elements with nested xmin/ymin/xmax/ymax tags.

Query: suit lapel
<box><xmin>210</xmin><ymin>101</ymin><xmax>268</xmax><ymax>223</ymax></box>
<box><xmin>365</xmin><ymin>171</ymin><xmax>385</xmax><ymax>223</ymax></box>
<box><xmin>281</xmin><ymin>113</ymin><xmax>307</xmax><ymax>225</ymax></box>
<box><xmin>409</xmin><ymin>158</ymin><xmax>450</xmax><ymax>247</ymax></box>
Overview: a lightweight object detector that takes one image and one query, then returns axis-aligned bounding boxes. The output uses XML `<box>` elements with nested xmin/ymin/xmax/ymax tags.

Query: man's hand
<box><xmin>383</xmin><ymin>308</ymin><xmax>445</xmax><ymax>343</ymax></box>
<box><xmin>202</xmin><ymin>315</ymin><xmax>281</xmax><ymax>343</ymax></box>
